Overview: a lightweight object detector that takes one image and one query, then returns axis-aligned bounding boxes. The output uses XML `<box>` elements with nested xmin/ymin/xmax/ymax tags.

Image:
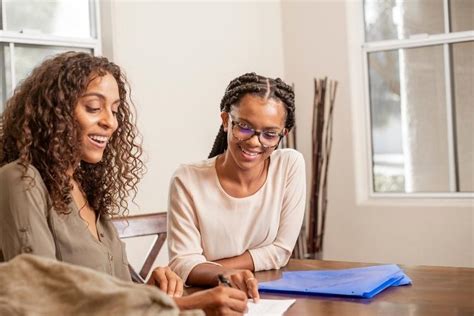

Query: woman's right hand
<box><xmin>174</xmin><ymin>286</ymin><xmax>248</xmax><ymax>315</ymax></box>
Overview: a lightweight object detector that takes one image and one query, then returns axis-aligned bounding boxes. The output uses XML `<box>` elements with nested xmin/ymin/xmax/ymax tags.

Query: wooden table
<box><xmin>254</xmin><ymin>259</ymin><xmax>474</xmax><ymax>316</ymax></box>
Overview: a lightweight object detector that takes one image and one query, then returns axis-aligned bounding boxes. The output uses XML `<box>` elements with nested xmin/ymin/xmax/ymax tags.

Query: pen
<box><xmin>218</xmin><ymin>274</ymin><xmax>233</xmax><ymax>287</ymax></box>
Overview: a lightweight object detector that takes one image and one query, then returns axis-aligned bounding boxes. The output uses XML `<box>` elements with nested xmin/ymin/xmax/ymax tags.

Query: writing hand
<box><xmin>175</xmin><ymin>286</ymin><xmax>247</xmax><ymax>316</ymax></box>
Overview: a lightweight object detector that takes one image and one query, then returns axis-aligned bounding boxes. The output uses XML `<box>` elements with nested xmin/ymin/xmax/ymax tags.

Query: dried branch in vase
<box><xmin>307</xmin><ymin>77</ymin><xmax>338</xmax><ymax>259</ymax></box>
<box><xmin>281</xmin><ymin>84</ymin><xmax>305</xmax><ymax>259</ymax></box>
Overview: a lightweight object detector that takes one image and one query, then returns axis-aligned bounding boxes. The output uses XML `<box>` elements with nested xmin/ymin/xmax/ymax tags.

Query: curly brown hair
<box><xmin>0</xmin><ymin>51</ymin><xmax>144</xmax><ymax>216</ymax></box>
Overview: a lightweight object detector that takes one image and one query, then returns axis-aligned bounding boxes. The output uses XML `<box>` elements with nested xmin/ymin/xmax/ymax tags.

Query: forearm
<box><xmin>173</xmin><ymin>296</ymin><xmax>199</xmax><ymax>310</ymax></box>
<box><xmin>248</xmin><ymin>243</ymin><xmax>292</xmax><ymax>271</ymax></box>
<box><xmin>213</xmin><ymin>251</ymin><xmax>255</xmax><ymax>271</ymax></box>
<box><xmin>185</xmin><ymin>252</ymin><xmax>255</xmax><ymax>287</ymax></box>
<box><xmin>187</xmin><ymin>262</ymin><xmax>232</xmax><ymax>287</ymax></box>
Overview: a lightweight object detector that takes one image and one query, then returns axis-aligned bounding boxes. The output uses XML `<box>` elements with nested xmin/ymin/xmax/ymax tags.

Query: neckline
<box><xmin>212</xmin><ymin>152</ymin><xmax>274</xmax><ymax>200</ymax></box>
<box><xmin>71</xmin><ymin>198</ymin><xmax>102</xmax><ymax>243</ymax></box>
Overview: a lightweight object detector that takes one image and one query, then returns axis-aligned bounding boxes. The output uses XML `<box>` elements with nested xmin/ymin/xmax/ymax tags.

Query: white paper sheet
<box><xmin>245</xmin><ymin>298</ymin><xmax>296</xmax><ymax>316</ymax></box>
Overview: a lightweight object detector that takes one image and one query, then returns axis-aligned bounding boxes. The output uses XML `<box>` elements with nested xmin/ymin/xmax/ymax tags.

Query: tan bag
<box><xmin>0</xmin><ymin>254</ymin><xmax>203</xmax><ymax>316</ymax></box>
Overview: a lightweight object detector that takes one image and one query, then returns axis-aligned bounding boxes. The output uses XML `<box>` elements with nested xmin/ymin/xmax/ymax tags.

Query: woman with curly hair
<box><xmin>168</xmin><ymin>73</ymin><xmax>306</xmax><ymax>302</ymax></box>
<box><xmin>0</xmin><ymin>52</ymin><xmax>247</xmax><ymax>315</ymax></box>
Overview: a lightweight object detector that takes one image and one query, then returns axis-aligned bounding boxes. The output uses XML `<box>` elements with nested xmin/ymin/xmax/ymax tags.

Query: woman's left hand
<box><xmin>223</xmin><ymin>269</ymin><xmax>259</xmax><ymax>303</ymax></box>
<box><xmin>147</xmin><ymin>266</ymin><xmax>184</xmax><ymax>297</ymax></box>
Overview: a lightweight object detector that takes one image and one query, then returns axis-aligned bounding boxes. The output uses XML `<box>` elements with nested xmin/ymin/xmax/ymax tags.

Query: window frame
<box><xmin>347</xmin><ymin>0</ymin><xmax>474</xmax><ymax>202</ymax></box>
<box><xmin>0</xmin><ymin>0</ymin><xmax>102</xmax><ymax>103</ymax></box>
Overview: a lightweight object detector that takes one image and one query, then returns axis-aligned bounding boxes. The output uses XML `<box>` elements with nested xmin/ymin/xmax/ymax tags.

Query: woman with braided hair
<box><xmin>0</xmin><ymin>52</ymin><xmax>248</xmax><ymax>315</ymax></box>
<box><xmin>168</xmin><ymin>73</ymin><xmax>306</xmax><ymax>302</ymax></box>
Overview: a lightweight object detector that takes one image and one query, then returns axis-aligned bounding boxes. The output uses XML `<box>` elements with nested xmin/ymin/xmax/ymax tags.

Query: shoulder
<box><xmin>0</xmin><ymin>160</ymin><xmax>43</xmax><ymax>184</ymax></box>
<box><xmin>271</xmin><ymin>148</ymin><xmax>305</xmax><ymax>168</ymax></box>
<box><xmin>0</xmin><ymin>160</ymin><xmax>47</xmax><ymax>193</ymax></box>
<box><xmin>171</xmin><ymin>156</ymin><xmax>217</xmax><ymax>182</ymax></box>
<box><xmin>171</xmin><ymin>157</ymin><xmax>216</xmax><ymax>183</ymax></box>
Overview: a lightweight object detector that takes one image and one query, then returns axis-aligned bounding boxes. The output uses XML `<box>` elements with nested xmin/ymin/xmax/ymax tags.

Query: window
<box><xmin>0</xmin><ymin>0</ymin><xmax>101</xmax><ymax>110</ymax></box>
<box><xmin>363</xmin><ymin>0</ymin><xmax>473</xmax><ymax>196</ymax></box>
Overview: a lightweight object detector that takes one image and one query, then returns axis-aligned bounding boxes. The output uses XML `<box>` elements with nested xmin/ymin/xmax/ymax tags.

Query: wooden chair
<box><xmin>112</xmin><ymin>212</ymin><xmax>167</xmax><ymax>283</ymax></box>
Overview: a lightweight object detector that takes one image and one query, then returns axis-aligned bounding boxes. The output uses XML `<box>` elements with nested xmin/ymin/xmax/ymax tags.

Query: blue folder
<box><xmin>258</xmin><ymin>264</ymin><xmax>412</xmax><ymax>299</ymax></box>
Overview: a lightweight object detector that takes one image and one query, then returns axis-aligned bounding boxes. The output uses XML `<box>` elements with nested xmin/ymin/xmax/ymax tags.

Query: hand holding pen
<box><xmin>218</xmin><ymin>271</ymin><xmax>260</xmax><ymax>303</ymax></box>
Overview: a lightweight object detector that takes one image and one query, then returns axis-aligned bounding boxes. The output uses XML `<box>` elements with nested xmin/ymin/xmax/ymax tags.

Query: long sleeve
<box><xmin>167</xmin><ymin>171</ymin><xmax>221</xmax><ymax>282</ymax></box>
<box><xmin>0</xmin><ymin>162</ymin><xmax>56</xmax><ymax>261</ymax></box>
<box><xmin>248</xmin><ymin>152</ymin><xmax>306</xmax><ymax>271</ymax></box>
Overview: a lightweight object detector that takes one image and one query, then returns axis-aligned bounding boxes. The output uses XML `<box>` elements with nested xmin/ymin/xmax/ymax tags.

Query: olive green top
<box><xmin>0</xmin><ymin>161</ymin><xmax>131</xmax><ymax>282</ymax></box>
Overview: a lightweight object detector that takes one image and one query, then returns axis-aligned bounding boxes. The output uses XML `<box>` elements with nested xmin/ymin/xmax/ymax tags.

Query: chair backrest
<box><xmin>112</xmin><ymin>212</ymin><xmax>167</xmax><ymax>282</ymax></box>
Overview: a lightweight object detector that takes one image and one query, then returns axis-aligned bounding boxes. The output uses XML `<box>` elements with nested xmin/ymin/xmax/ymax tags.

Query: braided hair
<box><xmin>208</xmin><ymin>72</ymin><xmax>295</xmax><ymax>158</ymax></box>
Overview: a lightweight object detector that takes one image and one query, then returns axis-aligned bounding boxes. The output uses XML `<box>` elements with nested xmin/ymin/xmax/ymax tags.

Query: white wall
<box><xmin>281</xmin><ymin>0</ymin><xmax>473</xmax><ymax>268</ymax></box>
<box><xmin>101</xmin><ymin>0</ymin><xmax>285</xmax><ymax>268</ymax></box>
<box><xmin>103</xmin><ymin>0</ymin><xmax>473</xmax><ymax>270</ymax></box>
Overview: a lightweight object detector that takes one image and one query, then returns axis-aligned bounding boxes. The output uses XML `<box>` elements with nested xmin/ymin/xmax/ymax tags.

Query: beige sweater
<box><xmin>168</xmin><ymin>149</ymin><xmax>306</xmax><ymax>282</ymax></box>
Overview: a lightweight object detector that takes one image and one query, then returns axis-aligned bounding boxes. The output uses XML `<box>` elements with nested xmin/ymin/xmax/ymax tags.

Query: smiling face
<box><xmin>221</xmin><ymin>94</ymin><xmax>287</xmax><ymax>171</ymax></box>
<box><xmin>74</xmin><ymin>73</ymin><xmax>120</xmax><ymax>164</ymax></box>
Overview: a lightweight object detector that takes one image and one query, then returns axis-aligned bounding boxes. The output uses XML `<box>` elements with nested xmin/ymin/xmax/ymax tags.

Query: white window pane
<box><xmin>451</xmin><ymin>0</ymin><xmax>474</xmax><ymax>33</ymax></box>
<box><xmin>369</xmin><ymin>45</ymin><xmax>451</xmax><ymax>193</ymax></box>
<box><xmin>15</xmin><ymin>45</ymin><xmax>91</xmax><ymax>87</ymax></box>
<box><xmin>368</xmin><ymin>49</ymin><xmax>405</xmax><ymax>192</ymax></box>
<box><xmin>364</xmin><ymin>0</ymin><xmax>444</xmax><ymax>42</ymax></box>
<box><xmin>0</xmin><ymin>45</ymin><xmax>5</xmax><ymax>107</ymax></box>
<box><xmin>453</xmin><ymin>41</ymin><xmax>474</xmax><ymax>192</ymax></box>
<box><xmin>0</xmin><ymin>44</ymin><xmax>12</xmax><ymax>109</ymax></box>
<box><xmin>4</xmin><ymin>0</ymin><xmax>91</xmax><ymax>38</ymax></box>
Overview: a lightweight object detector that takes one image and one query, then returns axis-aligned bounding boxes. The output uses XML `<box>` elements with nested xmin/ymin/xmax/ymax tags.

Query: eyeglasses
<box><xmin>229</xmin><ymin>116</ymin><xmax>286</xmax><ymax>148</ymax></box>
